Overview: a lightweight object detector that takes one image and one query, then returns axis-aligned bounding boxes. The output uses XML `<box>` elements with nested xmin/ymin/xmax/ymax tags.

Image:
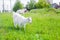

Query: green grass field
<box><xmin>0</xmin><ymin>9</ymin><xmax>60</xmax><ymax>40</ymax></box>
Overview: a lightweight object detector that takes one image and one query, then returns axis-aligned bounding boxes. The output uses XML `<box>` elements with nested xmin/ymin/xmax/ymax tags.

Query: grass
<box><xmin>0</xmin><ymin>9</ymin><xmax>60</xmax><ymax>40</ymax></box>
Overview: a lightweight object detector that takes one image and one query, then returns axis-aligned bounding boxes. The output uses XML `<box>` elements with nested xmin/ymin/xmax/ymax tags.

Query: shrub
<box><xmin>26</xmin><ymin>0</ymin><xmax>36</xmax><ymax>11</ymax></box>
<box><xmin>26</xmin><ymin>0</ymin><xmax>50</xmax><ymax>10</ymax></box>
<box><xmin>34</xmin><ymin>0</ymin><xmax>50</xmax><ymax>9</ymax></box>
<box><xmin>13</xmin><ymin>0</ymin><xmax>23</xmax><ymax>12</ymax></box>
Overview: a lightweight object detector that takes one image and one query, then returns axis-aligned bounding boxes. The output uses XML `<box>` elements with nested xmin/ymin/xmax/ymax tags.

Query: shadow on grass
<box><xmin>0</xmin><ymin>25</ymin><xmax>25</xmax><ymax>32</ymax></box>
<box><xmin>7</xmin><ymin>26</ymin><xmax>26</xmax><ymax>33</ymax></box>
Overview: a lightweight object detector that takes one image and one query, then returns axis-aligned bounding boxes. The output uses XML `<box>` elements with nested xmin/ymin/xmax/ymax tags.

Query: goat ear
<box><xmin>27</xmin><ymin>17</ymin><xmax>32</xmax><ymax>20</ymax></box>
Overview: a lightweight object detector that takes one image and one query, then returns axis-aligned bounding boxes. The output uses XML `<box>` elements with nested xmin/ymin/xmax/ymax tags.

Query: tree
<box><xmin>26</xmin><ymin>0</ymin><xmax>36</xmax><ymax>11</ymax></box>
<box><xmin>3</xmin><ymin>0</ymin><xmax>4</xmax><ymax>12</ymax></box>
<box><xmin>13</xmin><ymin>0</ymin><xmax>23</xmax><ymax>12</ymax></box>
<box><xmin>10</xmin><ymin>0</ymin><xmax>11</xmax><ymax>9</ymax></box>
<box><xmin>34</xmin><ymin>0</ymin><xmax>50</xmax><ymax>9</ymax></box>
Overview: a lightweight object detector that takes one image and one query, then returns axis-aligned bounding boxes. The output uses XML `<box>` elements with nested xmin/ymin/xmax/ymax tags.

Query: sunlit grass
<box><xmin>0</xmin><ymin>9</ymin><xmax>60</xmax><ymax>40</ymax></box>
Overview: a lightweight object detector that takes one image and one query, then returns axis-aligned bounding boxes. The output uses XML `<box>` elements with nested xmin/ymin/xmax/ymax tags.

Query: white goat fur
<box><xmin>16</xmin><ymin>9</ymin><xmax>27</xmax><ymax>14</ymax></box>
<box><xmin>13</xmin><ymin>12</ymin><xmax>32</xmax><ymax>29</ymax></box>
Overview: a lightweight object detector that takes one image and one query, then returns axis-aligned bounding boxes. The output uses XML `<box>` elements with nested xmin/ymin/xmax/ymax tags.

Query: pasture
<box><xmin>0</xmin><ymin>9</ymin><xmax>60</xmax><ymax>40</ymax></box>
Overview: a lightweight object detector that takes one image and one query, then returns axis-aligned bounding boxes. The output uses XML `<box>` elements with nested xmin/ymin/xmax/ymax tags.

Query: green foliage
<box><xmin>26</xmin><ymin>0</ymin><xmax>36</xmax><ymax>10</ymax></box>
<box><xmin>13</xmin><ymin>0</ymin><xmax>23</xmax><ymax>12</ymax></box>
<box><xmin>26</xmin><ymin>0</ymin><xmax>50</xmax><ymax>10</ymax></box>
<box><xmin>34</xmin><ymin>0</ymin><xmax>50</xmax><ymax>8</ymax></box>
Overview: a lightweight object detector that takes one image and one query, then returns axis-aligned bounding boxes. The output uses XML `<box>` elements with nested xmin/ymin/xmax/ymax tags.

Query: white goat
<box><xmin>13</xmin><ymin>12</ymin><xmax>32</xmax><ymax>30</ymax></box>
<box><xmin>16</xmin><ymin>9</ymin><xmax>27</xmax><ymax>14</ymax></box>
